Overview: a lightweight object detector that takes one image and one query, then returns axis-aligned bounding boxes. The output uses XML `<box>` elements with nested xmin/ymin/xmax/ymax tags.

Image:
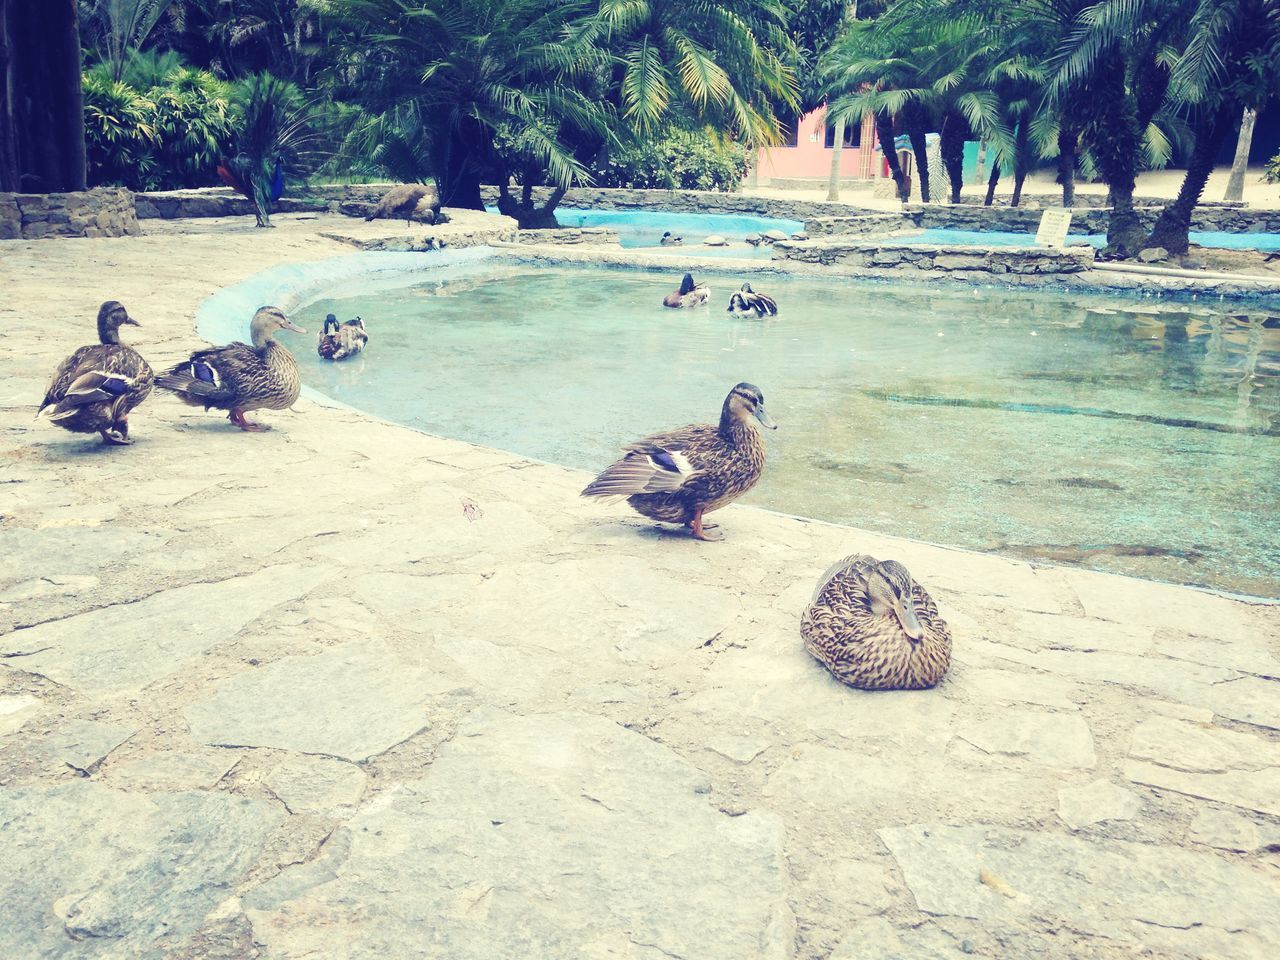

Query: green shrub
<box><xmin>83</xmin><ymin>58</ymin><xmax>236</xmax><ymax>191</ymax></box>
<box><xmin>594</xmin><ymin>128</ymin><xmax>751</xmax><ymax>192</ymax></box>
<box><xmin>1265</xmin><ymin>152</ymin><xmax>1280</xmax><ymax>184</ymax></box>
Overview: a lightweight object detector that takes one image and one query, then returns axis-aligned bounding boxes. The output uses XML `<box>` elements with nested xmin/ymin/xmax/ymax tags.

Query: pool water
<box><xmin>914</xmin><ymin>228</ymin><xmax>1280</xmax><ymax>252</ymax></box>
<box><xmin>295</xmin><ymin>263</ymin><xmax>1280</xmax><ymax>597</ymax></box>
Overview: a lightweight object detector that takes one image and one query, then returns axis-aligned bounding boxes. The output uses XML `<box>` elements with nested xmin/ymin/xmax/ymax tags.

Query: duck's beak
<box><xmin>282</xmin><ymin>319</ymin><xmax>306</xmax><ymax>334</ymax></box>
<box><xmin>124</xmin><ymin>316</ymin><xmax>141</xmax><ymax>327</ymax></box>
<box><xmin>754</xmin><ymin>405</ymin><xmax>778</xmax><ymax>430</ymax></box>
<box><xmin>894</xmin><ymin>595</ymin><xmax>925</xmax><ymax>642</ymax></box>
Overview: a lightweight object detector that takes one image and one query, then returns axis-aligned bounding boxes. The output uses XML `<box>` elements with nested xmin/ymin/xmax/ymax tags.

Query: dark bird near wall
<box><xmin>366</xmin><ymin>183</ymin><xmax>441</xmax><ymax>226</ymax></box>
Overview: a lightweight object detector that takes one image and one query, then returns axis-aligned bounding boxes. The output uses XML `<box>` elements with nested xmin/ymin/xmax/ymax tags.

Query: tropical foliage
<box><xmin>592</xmin><ymin>128</ymin><xmax>752</xmax><ymax>191</ymax></box>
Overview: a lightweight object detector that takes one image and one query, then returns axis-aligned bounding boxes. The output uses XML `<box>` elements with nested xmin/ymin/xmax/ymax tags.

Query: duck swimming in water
<box><xmin>157</xmin><ymin>306</ymin><xmax>304</xmax><ymax>432</ymax></box>
<box><xmin>581</xmin><ymin>382</ymin><xmax>776</xmax><ymax>541</ymax></box>
<box><xmin>662</xmin><ymin>273</ymin><xmax>710</xmax><ymax>309</ymax></box>
<box><xmin>660</xmin><ymin>231</ymin><xmax>683</xmax><ymax>246</ymax></box>
<box><xmin>38</xmin><ymin>301</ymin><xmax>154</xmax><ymax>445</ymax></box>
<box><xmin>317</xmin><ymin>314</ymin><xmax>368</xmax><ymax>361</ymax></box>
<box><xmin>727</xmin><ymin>283</ymin><xmax>778</xmax><ymax>318</ymax></box>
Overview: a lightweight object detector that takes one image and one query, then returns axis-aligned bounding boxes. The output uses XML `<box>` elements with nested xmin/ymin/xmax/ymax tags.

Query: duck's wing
<box><xmin>809</xmin><ymin>554</ymin><xmax>878</xmax><ymax>605</ymax></box>
<box><xmin>753</xmin><ymin>293</ymin><xmax>778</xmax><ymax>316</ymax></box>
<box><xmin>39</xmin><ymin>345</ymin><xmax>98</xmax><ymax>412</ymax></box>
<box><xmin>581</xmin><ymin>424</ymin><xmax>714</xmax><ymax>497</ymax></box>
<box><xmin>156</xmin><ymin>342</ymin><xmax>258</xmax><ymax>403</ymax></box>
<box><xmin>40</xmin><ymin>345</ymin><xmax>151</xmax><ymax>417</ymax></box>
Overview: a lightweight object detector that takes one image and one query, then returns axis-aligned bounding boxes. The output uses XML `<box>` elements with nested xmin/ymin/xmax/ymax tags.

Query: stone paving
<box><xmin>1</xmin><ymin>212</ymin><xmax>1279</xmax><ymax>960</ymax></box>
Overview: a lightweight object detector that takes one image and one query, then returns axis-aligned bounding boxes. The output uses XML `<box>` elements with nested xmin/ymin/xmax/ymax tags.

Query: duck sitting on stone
<box><xmin>156</xmin><ymin>306</ymin><xmax>305</xmax><ymax>432</ymax></box>
<box><xmin>727</xmin><ymin>283</ymin><xmax>778</xmax><ymax>318</ymax></box>
<box><xmin>37</xmin><ymin>301</ymin><xmax>154</xmax><ymax>445</ymax></box>
<box><xmin>365</xmin><ymin>183</ymin><xmax>441</xmax><ymax>226</ymax></box>
<box><xmin>580</xmin><ymin>382</ymin><xmax>776</xmax><ymax>541</ymax></box>
<box><xmin>801</xmin><ymin>555</ymin><xmax>952</xmax><ymax>690</ymax></box>
<box><xmin>660</xmin><ymin>231</ymin><xmax>683</xmax><ymax>246</ymax></box>
<box><xmin>317</xmin><ymin>314</ymin><xmax>368</xmax><ymax>361</ymax></box>
<box><xmin>662</xmin><ymin>273</ymin><xmax>710</xmax><ymax>309</ymax></box>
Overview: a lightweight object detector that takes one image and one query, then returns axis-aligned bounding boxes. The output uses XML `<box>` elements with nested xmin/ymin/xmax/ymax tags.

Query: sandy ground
<box><xmin>1</xmin><ymin>212</ymin><xmax>1279</xmax><ymax>960</ymax></box>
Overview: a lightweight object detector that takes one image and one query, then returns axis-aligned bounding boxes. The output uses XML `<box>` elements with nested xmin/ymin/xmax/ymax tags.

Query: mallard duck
<box><xmin>156</xmin><ymin>306</ymin><xmax>304</xmax><ymax>432</ymax></box>
<box><xmin>580</xmin><ymin>382</ymin><xmax>776</xmax><ymax>541</ymax></box>
<box><xmin>728</xmin><ymin>283</ymin><xmax>778</xmax><ymax>318</ymax></box>
<box><xmin>37</xmin><ymin>301</ymin><xmax>154</xmax><ymax>445</ymax></box>
<box><xmin>365</xmin><ymin>183</ymin><xmax>440</xmax><ymax>226</ymax></box>
<box><xmin>660</xmin><ymin>231</ymin><xmax>683</xmax><ymax>246</ymax></box>
<box><xmin>662</xmin><ymin>273</ymin><xmax>711</xmax><ymax>309</ymax></box>
<box><xmin>801</xmin><ymin>555</ymin><xmax>952</xmax><ymax>690</ymax></box>
<box><xmin>317</xmin><ymin>314</ymin><xmax>368</xmax><ymax>361</ymax></box>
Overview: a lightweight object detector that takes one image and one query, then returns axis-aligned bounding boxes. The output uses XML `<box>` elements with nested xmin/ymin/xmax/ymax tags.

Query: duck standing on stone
<box><xmin>37</xmin><ymin>301</ymin><xmax>154</xmax><ymax>446</ymax></box>
<box><xmin>727</xmin><ymin>283</ymin><xmax>778</xmax><ymax>318</ymax></box>
<box><xmin>365</xmin><ymin>183</ymin><xmax>440</xmax><ymax>226</ymax></box>
<box><xmin>662</xmin><ymin>273</ymin><xmax>711</xmax><ymax>308</ymax></box>
<box><xmin>317</xmin><ymin>314</ymin><xmax>368</xmax><ymax>361</ymax></box>
<box><xmin>156</xmin><ymin>306</ymin><xmax>304</xmax><ymax>432</ymax></box>
<box><xmin>581</xmin><ymin>382</ymin><xmax>776</xmax><ymax>541</ymax></box>
<box><xmin>801</xmin><ymin>555</ymin><xmax>952</xmax><ymax>690</ymax></box>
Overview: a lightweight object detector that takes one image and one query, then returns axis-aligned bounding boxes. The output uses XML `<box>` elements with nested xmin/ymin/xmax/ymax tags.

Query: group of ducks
<box><xmin>581</xmin><ymin>381</ymin><xmax>952</xmax><ymax>691</ymax></box>
<box><xmin>662</xmin><ymin>273</ymin><xmax>779</xmax><ymax>318</ymax></box>
<box><xmin>37</xmin><ymin>297</ymin><xmax>949</xmax><ymax>693</ymax></box>
<box><xmin>37</xmin><ymin>302</ymin><xmax>367</xmax><ymax>442</ymax></box>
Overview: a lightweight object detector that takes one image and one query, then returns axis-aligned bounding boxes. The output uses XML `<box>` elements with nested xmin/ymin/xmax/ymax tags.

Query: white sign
<box><xmin>1035</xmin><ymin>209</ymin><xmax>1072</xmax><ymax>247</ymax></box>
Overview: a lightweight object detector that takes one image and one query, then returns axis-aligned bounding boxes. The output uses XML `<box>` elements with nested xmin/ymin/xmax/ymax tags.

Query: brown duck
<box><xmin>801</xmin><ymin>555</ymin><xmax>952</xmax><ymax>690</ymax></box>
<box><xmin>365</xmin><ymin>183</ymin><xmax>440</xmax><ymax>225</ymax></box>
<box><xmin>580</xmin><ymin>382</ymin><xmax>776</xmax><ymax>541</ymax></box>
<box><xmin>156</xmin><ymin>306</ymin><xmax>304</xmax><ymax>431</ymax></box>
<box><xmin>37</xmin><ymin>301</ymin><xmax>154</xmax><ymax>445</ymax></box>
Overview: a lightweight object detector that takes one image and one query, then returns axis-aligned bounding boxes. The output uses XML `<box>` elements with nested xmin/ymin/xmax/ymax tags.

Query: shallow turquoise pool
<box><xmin>292</xmin><ymin>262</ymin><xmax>1280</xmax><ymax>597</ymax></box>
<box><xmin>915</xmin><ymin>227</ymin><xmax>1280</xmax><ymax>252</ymax></box>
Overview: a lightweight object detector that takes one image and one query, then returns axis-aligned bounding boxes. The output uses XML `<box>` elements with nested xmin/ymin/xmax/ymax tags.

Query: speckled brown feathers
<box><xmin>365</xmin><ymin>183</ymin><xmax>439</xmax><ymax>225</ymax></box>
<box><xmin>801</xmin><ymin>554</ymin><xmax>951</xmax><ymax>690</ymax></box>
<box><xmin>581</xmin><ymin>382</ymin><xmax>777</xmax><ymax>540</ymax></box>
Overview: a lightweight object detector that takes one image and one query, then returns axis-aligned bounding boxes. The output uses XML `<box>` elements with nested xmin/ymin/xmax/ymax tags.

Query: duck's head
<box><xmin>96</xmin><ymin>301</ymin><xmax>139</xmax><ymax>344</ymax></box>
<box><xmin>724</xmin><ymin>382</ymin><xmax>777</xmax><ymax>430</ymax></box>
<box><xmin>323</xmin><ymin>313</ymin><xmax>339</xmax><ymax>335</ymax></box>
<box><xmin>678</xmin><ymin>273</ymin><xmax>697</xmax><ymax>296</ymax></box>
<box><xmin>740</xmin><ymin>283</ymin><xmax>755</xmax><ymax>294</ymax></box>
<box><xmin>864</xmin><ymin>560</ymin><xmax>925</xmax><ymax>642</ymax></box>
<box><xmin>250</xmin><ymin>306</ymin><xmax>306</xmax><ymax>346</ymax></box>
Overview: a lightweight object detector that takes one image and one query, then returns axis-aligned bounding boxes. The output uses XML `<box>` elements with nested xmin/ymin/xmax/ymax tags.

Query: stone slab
<box><xmin>956</xmin><ymin>710</ymin><xmax>1096</xmax><ymax>768</ymax></box>
<box><xmin>1057</xmin><ymin>779</ymin><xmax>1141</xmax><ymax>830</ymax></box>
<box><xmin>264</xmin><ymin>755</ymin><xmax>366</xmax><ymax>814</ymax></box>
<box><xmin>107</xmin><ymin>750</ymin><xmax>239</xmax><ymax>791</ymax></box>
<box><xmin>32</xmin><ymin>719</ymin><xmax>137</xmax><ymax>774</ymax></box>
<box><xmin>246</xmin><ymin>708</ymin><xmax>793</xmax><ymax>960</ymax></box>
<box><xmin>1125</xmin><ymin>760</ymin><xmax>1280</xmax><ymax>817</ymax></box>
<box><xmin>0</xmin><ymin>783</ymin><xmax>282</xmax><ymax>959</ymax></box>
<box><xmin>185</xmin><ymin>640</ymin><xmax>466</xmax><ymax>762</ymax></box>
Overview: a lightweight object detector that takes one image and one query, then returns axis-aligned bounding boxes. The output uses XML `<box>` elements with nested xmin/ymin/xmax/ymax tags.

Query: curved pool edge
<box><xmin>193</xmin><ymin>249</ymin><xmax>1280</xmax><ymax>606</ymax></box>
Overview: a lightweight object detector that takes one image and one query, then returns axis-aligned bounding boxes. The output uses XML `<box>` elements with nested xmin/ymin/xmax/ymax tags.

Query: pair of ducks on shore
<box><xmin>580</xmin><ymin>381</ymin><xmax>952</xmax><ymax>691</ymax></box>
<box><xmin>36</xmin><ymin>302</ymin><xmax>364</xmax><ymax>443</ymax></box>
<box><xmin>663</xmin><ymin>273</ymin><xmax>779</xmax><ymax>318</ymax></box>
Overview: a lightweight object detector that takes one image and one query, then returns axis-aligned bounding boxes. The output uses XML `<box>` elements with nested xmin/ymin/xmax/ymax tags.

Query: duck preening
<box><xmin>156</xmin><ymin>306</ymin><xmax>304</xmax><ymax>432</ymax></box>
<box><xmin>317</xmin><ymin>314</ymin><xmax>368</xmax><ymax>361</ymax></box>
<box><xmin>662</xmin><ymin>273</ymin><xmax>711</xmax><ymax>309</ymax></box>
<box><xmin>37</xmin><ymin>301</ymin><xmax>154</xmax><ymax>445</ymax></box>
<box><xmin>727</xmin><ymin>282</ymin><xmax>778</xmax><ymax>318</ymax></box>
<box><xmin>580</xmin><ymin>382</ymin><xmax>776</xmax><ymax>541</ymax></box>
<box><xmin>801</xmin><ymin>555</ymin><xmax>952</xmax><ymax>690</ymax></box>
<box><xmin>365</xmin><ymin>183</ymin><xmax>440</xmax><ymax>226</ymax></box>
<box><xmin>660</xmin><ymin>231</ymin><xmax>683</xmax><ymax>246</ymax></box>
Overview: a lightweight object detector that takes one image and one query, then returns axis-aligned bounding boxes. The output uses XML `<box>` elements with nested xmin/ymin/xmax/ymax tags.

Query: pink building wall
<box><xmin>754</xmin><ymin>105</ymin><xmax>878</xmax><ymax>181</ymax></box>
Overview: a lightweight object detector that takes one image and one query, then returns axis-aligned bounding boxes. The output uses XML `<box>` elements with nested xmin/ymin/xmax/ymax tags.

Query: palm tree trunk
<box><xmin>901</xmin><ymin>100</ymin><xmax>930</xmax><ymax>203</ymax></box>
<box><xmin>984</xmin><ymin>154</ymin><xmax>1000</xmax><ymax>205</ymax></box>
<box><xmin>940</xmin><ymin>108</ymin><xmax>966</xmax><ymax>203</ymax></box>
<box><xmin>1144</xmin><ymin>105</ymin><xmax>1235</xmax><ymax>255</ymax></box>
<box><xmin>1010</xmin><ymin>122</ymin><xmax>1029</xmax><ymax>207</ymax></box>
<box><xmin>1092</xmin><ymin>51</ymin><xmax>1146</xmax><ymax>256</ymax></box>
<box><xmin>439</xmin><ymin>117</ymin><xmax>486</xmax><ymax>210</ymax></box>
<box><xmin>1058</xmin><ymin>127</ymin><xmax>1077</xmax><ymax>208</ymax></box>
<box><xmin>1223</xmin><ymin>108</ymin><xmax>1255</xmax><ymax>202</ymax></box>
<box><xmin>826</xmin><ymin>117</ymin><xmax>844</xmax><ymax>202</ymax></box>
<box><xmin>874</xmin><ymin>110</ymin><xmax>907</xmax><ymax>202</ymax></box>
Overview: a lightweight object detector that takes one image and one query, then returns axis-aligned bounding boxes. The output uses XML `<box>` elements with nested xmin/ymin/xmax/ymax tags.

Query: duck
<box><xmin>727</xmin><ymin>283</ymin><xmax>778</xmax><ymax>318</ymax></box>
<box><xmin>317</xmin><ymin>314</ymin><xmax>368</xmax><ymax>361</ymax></box>
<box><xmin>37</xmin><ymin>301</ymin><xmax>154</xmax><ymax>445</ymax></box>
<box><xmin>365</xmin><ymin>183</ymin><xmax>440</xmax><ymax>226</ymax></box>
<box><xmin>744</xmin><ymin>234</ymin><xmax>763</xmax><ymax>247</ymax></box>
<box><xmin>801</xmin><ymin>555</ymin><xmax>952</xmax><ymax>690</ymax></box>
<box><xmin>662</xmin><ymin>273</ymin><xmax>711</xmax><ymax>309</ymax></box>
<box><xmin>660</xmin><ymin>231</ymin><xmax>683</xmax><ymax>246</ymax></box>
<box><xmin>156</xmin><ymin>306</ymin><xmax>305</xmax><ymax>432</ymax></box>
<box><xmin>580</xmin><ymin>382</ymin><xmax>776</xmax><ymax>541</ymax></box>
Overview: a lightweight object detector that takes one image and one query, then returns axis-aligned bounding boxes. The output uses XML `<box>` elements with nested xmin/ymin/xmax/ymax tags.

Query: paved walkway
<box><xmin>1</xmin><ymin>214</ymin><xmax>1278</xmax><ymax>960</ymax></box>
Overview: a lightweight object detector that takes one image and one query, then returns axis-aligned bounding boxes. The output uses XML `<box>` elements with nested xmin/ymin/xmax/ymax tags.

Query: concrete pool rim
<box><xmin>193</xmin><ymin>248</ymin><xmax>1280</xmax><ymax>606</ymax></box>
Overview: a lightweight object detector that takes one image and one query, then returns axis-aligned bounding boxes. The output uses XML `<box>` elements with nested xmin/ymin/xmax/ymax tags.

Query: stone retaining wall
<box><xmin>134</xmin><ymin>189</ymin><xmax>327</xmax><ymax>219</ymax></box>
<box><xmin>772</xmin><ymin>237</ymin><xmax>1096</xmax><ymax>275</ymax></box>
<box><xmin>512</xmin><ymin>227</ymin><xmax>619</xmax><ymax>245</ymax></box>
<box><xmin>806</xmin><ymin>213</ymin><xmax>915</xmax><ymax>237</ymax></box>
<box><xmin>0</xmin><ymin>188</ymin><xmax>139</xmax><ymax>239</ymax></box>
<box><xmin>477</xmin><ymin>185</ymin><xmax>854</xmax><ymax>222</ymax></box>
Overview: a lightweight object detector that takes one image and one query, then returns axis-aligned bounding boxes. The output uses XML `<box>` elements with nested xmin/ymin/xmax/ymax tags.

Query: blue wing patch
<box><xmin>193</xmin><ymin>361</ymin><xmax>217</xmax><ymax>384</ymax></box>
<box><xmin>651</xmin><ymin>450</ymin><xmax>680</xmax><ymax>473</ymax></box>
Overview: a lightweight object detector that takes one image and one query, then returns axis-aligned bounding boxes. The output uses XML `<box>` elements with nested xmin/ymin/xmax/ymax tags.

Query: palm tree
<box><xmin>80</xmin><ymin>0</ymin><xmax>177</xmax><ymax>82</ymax></box>
<box><xmin>1143</xmin><ymin>0</ymin><xmax>1280</xmax><ymax>253</ymax></box>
